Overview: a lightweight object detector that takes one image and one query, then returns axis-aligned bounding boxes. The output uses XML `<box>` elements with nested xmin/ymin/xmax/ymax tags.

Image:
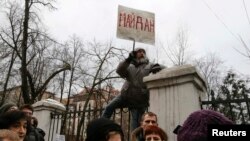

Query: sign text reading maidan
<box><xmin>117</xmin><ymin>5</ymin><xmax>155</xmax><ymax>45</ymax></box>
<box><xmin>208</xmin><ymin>125</ymin><xmax>250</xmax><ymax>141</ymax></box>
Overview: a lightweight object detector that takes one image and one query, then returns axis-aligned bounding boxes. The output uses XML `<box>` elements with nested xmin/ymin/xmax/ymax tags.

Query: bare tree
<box><xmin>0</xmin><ymin>0</ymin><xmax>71</xmax><ymax>104</ymax></box>
<box><xmin>193</xmin><ymin>52</ymin><xmax>224</xmax><ymax>100</ymax></box>
<box><xmin>26</xmin><ymin>34</ymin><xmax>71</xmax><ymax>103</ymax></box>
<box><xmin>160</xmin><ymin>26</ymin><xmax>193</xmax><ymax>66</ymax></box>
<box><xmin>58</xmin><ymin>35</ymin><xmax>85</xmax><ymax>134</ymax></box>
<box><xmin>20</xmin><ymin>0</ymin><xmax>57</xmax><ymax>104</ymax></box>
<box><xmin>75</xmin><ymin>40</ymin><xmax>125</xmax><ymax>141</ymax></box>
<box><xmin>0</xmin><ymin>2</ymin><xmax>25</xmax><ymax>105</ymax></box>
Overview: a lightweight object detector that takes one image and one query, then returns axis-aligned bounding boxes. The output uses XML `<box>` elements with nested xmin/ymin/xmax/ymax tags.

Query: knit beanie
<box><xmin>0</xmin><ymin>103</ymin><xmax>17</xmax><ymax>115</ymax></box>
<box><xmin>85</xmin><ymin>118</ymin><xmax>124</xmax><ymax>141</ymax></box>
<box><xmin>177</xmin><ymin>109</ymin><xmax>234</xmax><ymax>141</ymax></box>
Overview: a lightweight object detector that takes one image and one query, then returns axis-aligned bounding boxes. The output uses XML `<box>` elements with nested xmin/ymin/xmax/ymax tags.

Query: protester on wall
<box><xmin>174</xmin><ymin>109</ymin><xmax>234</xmax><ymax>141</ymax></box>
<box><xmin>85</xmin><ymin>118</ymin><xmax>125</xmax><ymax>141</ymax></box>
<box><xmin>0</xmin><ymin>110</ymin><xmax>30</xmax><ymax>141</ymax></box>
<box><xmin>102</xmin><ymin>48</ymin><xmax>164</xmax><ymax>130</ymax></box>
<box><xmin>131</xmin><ymin>112</ymin><xmax>158</xmax><ymax>141</ymax></box>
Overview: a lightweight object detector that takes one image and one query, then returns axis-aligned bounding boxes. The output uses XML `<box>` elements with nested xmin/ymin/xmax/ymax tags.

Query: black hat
<box><xmin>85</xmin><ymin>118</ymin><xmax>124</xmax><ymax>141</ymax></box>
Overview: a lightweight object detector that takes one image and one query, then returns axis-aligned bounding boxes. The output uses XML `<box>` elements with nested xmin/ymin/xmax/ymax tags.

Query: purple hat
<box><xmin>177</xmin><ymin>109</ymin><xmax>234</xmax><ymax>141</ymax></box>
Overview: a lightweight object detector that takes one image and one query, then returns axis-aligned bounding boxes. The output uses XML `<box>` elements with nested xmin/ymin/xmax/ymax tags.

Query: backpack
<box><xmin>34</xmin><ymin>128</ymin><xmax>45</xmax><ymax>141</ymax></box>
<box><xmin>25</xmin><ymin>126</ymin><xmax>45</xmax><ymax>141</ymax></box>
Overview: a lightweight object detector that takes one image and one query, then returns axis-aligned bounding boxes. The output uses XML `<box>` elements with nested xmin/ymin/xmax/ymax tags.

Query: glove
<box><xmin>150</xmin><ymin>63</ymin><xmax>162</xmax><ymax>74</ymax></box>
<box><xmin>125</xmin><ymin>51</ymin><xmax>136</xmax><ymax>63</ymax></box>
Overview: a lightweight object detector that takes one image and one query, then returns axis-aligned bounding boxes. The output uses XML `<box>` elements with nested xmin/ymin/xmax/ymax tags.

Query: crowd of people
<box><xmin>0</xmin><ymin>48</ymin><xmax>234</xmax><ymax>141</ymax></box>
<box><xmin>0</xmin><ymin>103</ymin><xmax>233</xmax><ymax>141</ymax></box>
<box><xmin>0</xmin><ymin>103</ymin><xmax>45</xmax><ymax>141</ymax></box>
<box><xmin>85</xmin><ymin>109</ymin><xmax>234</xmax><ymax>141</ymax></box>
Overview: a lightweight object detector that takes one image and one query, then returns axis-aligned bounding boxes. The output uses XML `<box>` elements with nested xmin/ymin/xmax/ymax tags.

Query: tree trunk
<box><xmin>21</xmin><ymin>0</ymin><xmax>31</xmax><ymax>104</ymax></box>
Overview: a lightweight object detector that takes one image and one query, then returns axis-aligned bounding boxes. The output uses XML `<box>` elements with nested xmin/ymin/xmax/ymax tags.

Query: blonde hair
<box><xmin>0</xmin><ymin>129</ymin><xmax>20</xmax><ymax>141</ymax></box>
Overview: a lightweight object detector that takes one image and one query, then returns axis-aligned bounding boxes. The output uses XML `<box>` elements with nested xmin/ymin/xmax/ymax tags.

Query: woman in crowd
<box><xmin>0</xmin><ymin>110</ymin><xmax>30</xmax><ymax>141</ymax></box>
<box><xmin>141</xmin><ymin>125</ymin><xmax>168</xmax><ymax>141</ymax></box>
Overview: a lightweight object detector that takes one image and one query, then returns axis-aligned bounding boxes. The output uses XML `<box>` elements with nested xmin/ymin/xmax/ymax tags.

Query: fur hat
<box><xmin>134</xmin><ymin>47</ymin><xmax>146</xmax><ymax>54</ymax></box>
<box><xmin>85</xmin><ymin>118</ymin><xmax>124</xmax><ymax>141</ymax></box>
<box><xmin>177</xmin><ymin>109</ymin><xmax>234</xmax><ymax>141</ymax></box>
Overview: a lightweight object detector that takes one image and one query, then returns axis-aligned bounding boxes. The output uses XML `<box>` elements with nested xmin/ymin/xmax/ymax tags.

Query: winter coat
<box><xmin>117</xmin><ymin>59</ymin><xmax>163</xmax><ymax>108</ymax></box>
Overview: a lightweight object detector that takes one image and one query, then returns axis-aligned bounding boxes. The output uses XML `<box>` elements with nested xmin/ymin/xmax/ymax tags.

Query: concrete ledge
<box><xmin>144</xmin><ymin>64</ymin><xmax>207</xmax><ymax>91</ymax></box>
<box><xmin>33</xmin><ymin>98</ymin><xmax>66</xmax><ymax>112</ymax></box>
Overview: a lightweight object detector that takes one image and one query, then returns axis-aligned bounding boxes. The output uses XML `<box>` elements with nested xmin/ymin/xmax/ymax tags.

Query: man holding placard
<box><xmin>102</xmin><ymin>47</ymin><xmax>164</xmax><ymax>130</ymax></box>
<box><xmin>102</xmin><ymin>5</ymin><xmax>163</xmax><ymax>130</ymax></box>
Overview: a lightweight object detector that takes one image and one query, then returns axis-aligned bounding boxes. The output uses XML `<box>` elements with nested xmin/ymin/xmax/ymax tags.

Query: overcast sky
<box><xmin>41</xmin><ymin>0</ymin><xmax>250</xmax><ymax>76</ymax></box>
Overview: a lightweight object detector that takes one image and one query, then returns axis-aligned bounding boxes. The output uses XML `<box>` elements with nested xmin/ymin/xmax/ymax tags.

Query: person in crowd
<box><xmin>31</xmin><ymin>117</ymin><xmax>38</xmax><ymax>128</ymax></box>
<box><xmin>19</xmin><ymin>104</ymin><xmax>33</xmax><ymax>117</ymax></box>
<box><xmin>140</xmin><ymin>112</ymin><xmax>158</xmax><ymax>127</ymax></box>
<box><xmin>20</xmin><ymin>104</ymin><xmax>45</xmax><ymax>141</ymax></box>
<box><xmin>30</xmin><ymin>116</ymin><xmax>45</xmax><ymax>138</ymax></box>
<box><xmin>102</xmin><ymin>48</ymin><xmax>164</xmax><ymax>130</ymax></box>
<box><xmin>0</xmin><ymin>103</ymin><xmax>18</xmax><ymax>115</ymax></box>
<box><xmin>0</xmin><ymin>129</ymin><xmax>20</xmax><ymax>141</ymax></box>
<box><xmin>143</xmin><ymin>125</ymin><xmax>168</xmax><ymax>141</ymax></box>
<box><xmin>131</xmin><ymin>112</ymin><xmax>158</xmax><ymax>141</ymax></box>
<box><xmin>174</xmin><ymin>109</ymin><xmax>234</xmax><ymax>141</ymax></box>
<box><xmin>85</xmin><ymin>118</ymin><xmax>125</xmax><ymax>141</ymax></box>
<box><xmin>0</xmin><ymin>110</ymin><xmax>30</xmax><ymax>141</ymax></box>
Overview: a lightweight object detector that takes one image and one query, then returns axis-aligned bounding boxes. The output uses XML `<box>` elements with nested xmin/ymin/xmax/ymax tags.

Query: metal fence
<box><xmin>201</xmin><ymin>93</ymin><xmax>250</xmax><ymax>124</ymax></box>
<box><xmin>48</xmin><ymin>95</ymin><xmax>250</xmax><ymax>141</ymax></box>
<box><xmin>48</xmin><ymin>105</ymin><xmax>131</xmax><ymax>141</ymax></box>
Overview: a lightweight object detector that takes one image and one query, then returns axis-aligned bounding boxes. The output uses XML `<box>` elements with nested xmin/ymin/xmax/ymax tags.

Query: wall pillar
<box><xmin>32</xmin><ymin>99</ymin><xmax>66</xmax><ymax>141</ymax></box>
<box><xmin>143</xmin><ymin>65</ymin><xmax>207</xmax><ymax>141</ymax></box>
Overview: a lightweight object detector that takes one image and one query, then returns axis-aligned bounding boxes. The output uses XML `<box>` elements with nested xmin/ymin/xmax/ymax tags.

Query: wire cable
<box><xmin>201</xmin><ymin>0</ymin><xmax>241</xmax><ymax>43</ymax></box>
<box><xmin>242</xmin><ymin>0</ymin><xmax>250</xmax><ymax>26</ymax></box>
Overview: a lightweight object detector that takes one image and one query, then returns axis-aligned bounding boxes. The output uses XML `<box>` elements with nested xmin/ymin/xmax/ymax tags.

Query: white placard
<box><xmin>117</xmin><ymin>5</ymin><xmax>155</xmax><ymax>45</ymax></box>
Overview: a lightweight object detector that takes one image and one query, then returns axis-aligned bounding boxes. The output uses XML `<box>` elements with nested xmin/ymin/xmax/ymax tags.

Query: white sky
<box><xmin>41</xmin><ymin>0</ymin><xmax>250</xmax><ymax>76</ymax></box>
